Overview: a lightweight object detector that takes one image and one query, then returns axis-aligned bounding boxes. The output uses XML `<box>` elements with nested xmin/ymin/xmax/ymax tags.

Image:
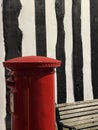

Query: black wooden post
<box><xmin>90</xmin><ymin>0</ymin><xmax>98</xmax><ymax>99</ymax></box>
<box><xmin>72</xmin><ymin>0</ymin><xmax>84</xmax><ymax>101</ymax></box>
<box><xmin>55</xmin><ymin>0</ymin><xmax>66</xmax><ymax>103</ymax></box>
<box><xmin>34</xmin><ymin>0</ymin><xmax>47</xmax><ymax>56</ymax></box>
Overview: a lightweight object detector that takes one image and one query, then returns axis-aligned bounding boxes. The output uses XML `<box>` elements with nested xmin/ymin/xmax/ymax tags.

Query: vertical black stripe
<box><xmin>55</xmin><ymin>0</ymin><xmax>66</xmax><ymax>103</ymax></box>
<box><xmin>90</xmin><ymin>0</ymin><xmax>98</xmax><ymax>99</ymax></box>
<box><xmin>72</xmin><ymin>0</ymin><xmax>84</xmax><ymax>101</ymax></box>
<box><xmin>34</xmin><ymin>0</ymin><xmax>47</xmax><ymax>56</ymax></box>
<box><xmin>3</xmin><ymin>0</ymin><xmax>22</xmax><ymax>60</ymax></box>
<box><xmin>3</xmin><ymin>0</ymin><xmax>22</xmax><ymax>129</ymax></box>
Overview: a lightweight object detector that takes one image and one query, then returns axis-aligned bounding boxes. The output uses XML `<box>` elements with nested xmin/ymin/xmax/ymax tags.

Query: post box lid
<box><xmin>3</xmin><ymin>56</ymin><xmax>61</xmax><ymax>70</ymax></box>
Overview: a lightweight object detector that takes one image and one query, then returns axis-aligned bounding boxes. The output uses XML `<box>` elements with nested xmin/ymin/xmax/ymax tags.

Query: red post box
<box><xmin>3</xmin><ymin>56</ymin><xmax>61</xmax><ymax>130</ymax></box>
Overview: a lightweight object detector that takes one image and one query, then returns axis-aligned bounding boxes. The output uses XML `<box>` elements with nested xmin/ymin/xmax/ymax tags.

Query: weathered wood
<box><xmin>57</xmin><ymin>99</ymin><xmax>98</xmax><ymax>108</ymax></box>
<box><xmin>61</xmin><ymin>114</ymin><xmax>98</xmax><ymax>124</ymax></box>
<box><xmin>75</xmin><ymin>121</ymin><xmax>98</xmax><ymax>130</ymax></box>
<box><xmin>58</xmin><ymin>99</ymin><xmax>98</xmax><ymax>111</ymax></box>
<box><xmin>60</xmin><ymin>105</ymin><xmax>98</xmax><ymax>115</ymax></box>
<box><xmin>60</xmin><ymin>109</ymin><xmax>98</xmax><ymax>120</ymax></box>
<box><xmin>66</xmin><ymin>117</ymin><xmax>98</xmax><ymax>126</ymax></box>
<box><xmin>56</xmin><ymin>99</ymin><xmax>98</xmax><ymax>130</ymax></box>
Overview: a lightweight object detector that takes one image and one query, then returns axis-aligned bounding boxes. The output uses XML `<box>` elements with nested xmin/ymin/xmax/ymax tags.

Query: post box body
<box><xmin>3</xmin><ymin>56</ymin><xmax>61</xmax><ymax>130</ymax></box>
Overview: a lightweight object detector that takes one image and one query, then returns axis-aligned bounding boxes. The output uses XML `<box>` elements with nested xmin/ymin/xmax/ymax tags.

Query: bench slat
<box><xmin>58</xmin><ymin>101</ymin><xmax>98</xmax><ymax>111</ymax></box>
<box><xmin>61</xmin><ymin>116</ymin><xmax>98</xmax><ymax>126</ymax></box>
<box><xmin>59</xmin><ymin>105</ymin><xmax>98</xmax><ymax>115</ymax></box>
<box><xmin>61</xmin><ymin>114</ymin><xmax>98</xmax><ymax>124</ymax></box>
<box><xmin>60</xmin><ymin>109</ymin><xmax>98</xmax><ymax>119</ymax></box>
<box><xmin>83</xmin><ymin>126</ymin><xmax>98</xmax><ymax>130</ymax></box>
<box><xmin>56</xmin><ymin>99</ymin><xmax>98</xmax><ymax>108</ymax></box>
<box><xmin>74</xmin><ymin>121</ymin><xmax>98</xmax><ymax>130</ymax></box>
<box><xmin>61</xmin><ymin>117</ymin><xmax>98</xmax><ymax>130</ymax></box>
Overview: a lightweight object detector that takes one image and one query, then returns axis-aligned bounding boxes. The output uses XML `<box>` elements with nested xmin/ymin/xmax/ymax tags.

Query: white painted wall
<box><xmin>65</xmin><ymin>0</ymin><xmax>74</xmax><ymax>103</ymax></box>
<box><xmin>81</xmin><ymin>0</ymin><xmax>93</xmax><ymax>100</ymax></box>
<box><xmin>19</xmin><ymin>0</ymin><xmax>36</xmax><ymax>56</ymax></box>
<box><xmin>64</xmin><ymin>0</ymin><xmax>93</xmax><ymax>102</ymax></box>
<box><xmin>0</xmin><ymin>1</ymin><xmax>6</xmax><ymax>130</ymax></box>
<box><xmin>45</xmin><ymin>0</ymin><xmax>57</xmax><ymax>102</ymax></box>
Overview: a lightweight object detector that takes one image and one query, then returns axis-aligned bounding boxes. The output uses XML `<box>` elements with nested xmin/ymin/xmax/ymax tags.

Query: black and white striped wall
<box><xmin>0</xmin><ymin>0</ymin><xmax>98</xmax><ymax>129</ymax></box>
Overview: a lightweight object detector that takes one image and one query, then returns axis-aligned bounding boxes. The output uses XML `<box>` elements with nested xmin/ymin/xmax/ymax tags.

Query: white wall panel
<box><xmin>0</xmin><ymin>1</ymin><xmax>6</xmax><ymax>129</ymax></box>
<box><xmin>45</xmin><ymin>0</ymin><xmax>57</xmax><ymax>102</ymax></box>
<box><xmin>81</xmin><ymin>0</ymin><xmax>93</xmax><ymax>100</ymax></box>
<box><xmin>65</xmin><ymin>0</ymin><xmax>74</xmax><ymax>103</ymax></box>
<box><xmin>19</xmin><ymin>0</ymin><xmax>36</xmax><ymax>56</ymax></box>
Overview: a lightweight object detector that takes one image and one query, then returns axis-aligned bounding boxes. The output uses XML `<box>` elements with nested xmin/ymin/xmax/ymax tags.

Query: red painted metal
<box><xmin>3</xmin><ymin>56</ymin><xmax>61</xmax><ymax>130</ymax></box>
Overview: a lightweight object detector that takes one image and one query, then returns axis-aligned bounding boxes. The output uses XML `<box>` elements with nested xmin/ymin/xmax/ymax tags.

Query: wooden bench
<box><xmin>56</xmin><ymin>99</ymin><xmax>98</xmax><ymax>130</ymax></box>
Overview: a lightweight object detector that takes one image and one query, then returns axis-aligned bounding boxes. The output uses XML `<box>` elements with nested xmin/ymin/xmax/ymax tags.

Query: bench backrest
<box><xmin>56</xmin><ymin>99</ymin><xmax>98</xmax><ymax>130</ymax></box>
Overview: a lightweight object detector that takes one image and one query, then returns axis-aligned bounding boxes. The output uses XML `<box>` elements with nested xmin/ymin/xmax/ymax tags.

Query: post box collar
<box><xmin>3</xmin><ymin>56</ymin><xmax>61</xmax><ymax>70</ymax></box>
